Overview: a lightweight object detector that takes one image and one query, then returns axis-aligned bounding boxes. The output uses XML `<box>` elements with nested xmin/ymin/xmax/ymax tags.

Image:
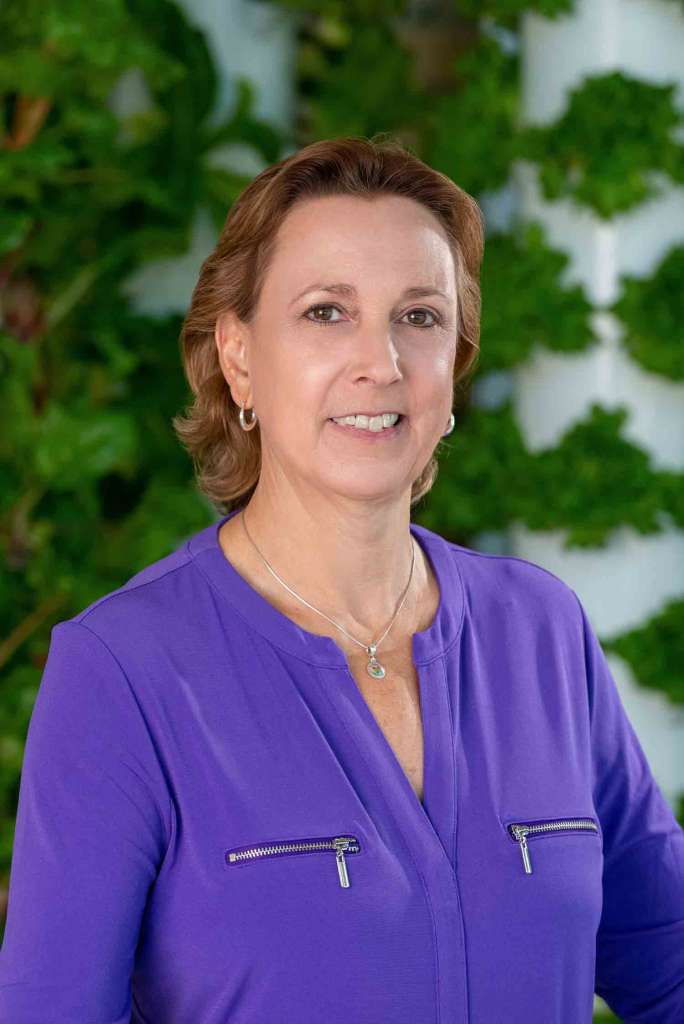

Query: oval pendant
<box><xmin>366</xmin><ymin>659</ymin><xmax>385</xmax><ymax>678</ymax></box>
<box><xmin>365</xmin><ymin>643</ymin><xmax>385</xmax><ymax>679</ymax></box>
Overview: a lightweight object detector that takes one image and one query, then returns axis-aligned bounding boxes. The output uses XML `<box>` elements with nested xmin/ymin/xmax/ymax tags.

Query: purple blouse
<box><xmin>0</xmin><ymin>509</ymin><xmax>682</xmax><ymax>1022</ymax></box>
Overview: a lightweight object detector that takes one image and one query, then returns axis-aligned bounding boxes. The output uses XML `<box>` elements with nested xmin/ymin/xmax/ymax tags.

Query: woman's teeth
<box><xmin>330</xmin><ymin>413</ymin><xmax>401</xmax><ymax>431</ymax></box>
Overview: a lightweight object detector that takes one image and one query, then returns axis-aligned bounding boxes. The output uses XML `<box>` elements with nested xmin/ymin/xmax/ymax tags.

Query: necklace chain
<box><xmin>239</xmin><ymin>509</ymin><xmax>415</xmax><ymax>679</ymax></box>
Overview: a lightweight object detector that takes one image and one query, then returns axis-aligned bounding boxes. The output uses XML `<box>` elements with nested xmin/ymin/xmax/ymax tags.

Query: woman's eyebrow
<box><xmin>289</xmin><ymin>282</ymin><xmax>450</xmax><ymax>307</ymax></box>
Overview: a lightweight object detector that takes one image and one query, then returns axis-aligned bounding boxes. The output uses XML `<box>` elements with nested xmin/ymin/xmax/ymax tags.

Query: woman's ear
<box><xmin>215</xmin><ymin>309</ymin><xmax>251</xmax><ymax>403</ymax></box>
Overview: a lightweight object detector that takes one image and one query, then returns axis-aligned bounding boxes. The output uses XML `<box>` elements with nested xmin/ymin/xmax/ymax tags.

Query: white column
<box><xmin>512</xmin><ymin>0</ymin><xmax>684</xmax><ymax>806</ymax></box>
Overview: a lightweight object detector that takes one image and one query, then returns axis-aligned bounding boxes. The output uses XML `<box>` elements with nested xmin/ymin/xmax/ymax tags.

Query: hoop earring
<box><xmin>239</xmin><ymin>401</ymin><xmax>258</xmax><ymax>431</ymax></box>
<box><xmin>441</xmin><ymin>412</ymin><xmax>455</xmax><ymax>437</ymax></box>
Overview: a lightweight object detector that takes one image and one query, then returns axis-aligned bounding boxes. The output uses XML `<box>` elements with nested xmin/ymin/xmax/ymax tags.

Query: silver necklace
<box><xmin>240</xmin><ymin>509</ymin><xmax>415</xmax><ymax>679</ymax></box>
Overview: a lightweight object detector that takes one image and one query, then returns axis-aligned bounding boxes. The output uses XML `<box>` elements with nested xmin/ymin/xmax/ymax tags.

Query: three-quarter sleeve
<box><xmin>0</xmin><ymin>619</ymin><xmax>171</xmax><ymax>1023</ymax></box>
<box><xmin>574</xmin><ymin>594</ymin><xmax>684</xmax><ymax>1022</ymax></box>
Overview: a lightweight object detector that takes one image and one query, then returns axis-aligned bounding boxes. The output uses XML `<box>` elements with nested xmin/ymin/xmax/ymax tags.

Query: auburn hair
<box><xmin>172</xmin><ymin>133</ymin><xmax>484</xmax><ymax>513</ymax></box>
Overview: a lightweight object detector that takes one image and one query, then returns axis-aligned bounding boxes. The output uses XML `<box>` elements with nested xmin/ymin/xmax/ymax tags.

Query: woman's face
<box><xmin>217</xmin><ymin>192</ymin><xmax>458</xmax><ymax>508</ymax></box>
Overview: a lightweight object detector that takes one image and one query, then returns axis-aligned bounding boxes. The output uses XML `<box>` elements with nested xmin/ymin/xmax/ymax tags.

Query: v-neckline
<box><xmin>186</xmin><ymin>508</ymin><xmax>465</xmax><ymax>868</ymax></box>
<box><xmin>187</xmin><ymin>507</ymin><xmax>464</xmax><ymax>669</ymax></box>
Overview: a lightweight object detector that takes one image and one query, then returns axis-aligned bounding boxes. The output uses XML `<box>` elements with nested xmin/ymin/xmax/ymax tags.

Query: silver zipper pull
<box><xmin>333</xmin><ymin>837</ymin><xmax>352</xmax><ymax>888</ymax></box>
<box><xmin>512</xmin><ymin>825</ymin><xmax>533</xmax><ymax>874</ymax></box>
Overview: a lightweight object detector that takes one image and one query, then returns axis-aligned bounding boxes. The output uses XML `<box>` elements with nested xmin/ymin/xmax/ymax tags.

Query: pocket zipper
<box><xmin>506</xmin><ymin>818</ymin><xmax>599</xmax><ymax>875</ymax></box>
<box><xmin>225</xmin><ymin>834</ymin><xmax>361</xmax><ymax>888</ymax></box>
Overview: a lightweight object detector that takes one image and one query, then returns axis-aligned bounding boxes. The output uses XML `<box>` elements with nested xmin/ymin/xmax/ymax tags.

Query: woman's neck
<box><xmin>218</xmin><ymin>504</ymin><xmax>430</xmax><ymax>654</ymax></box>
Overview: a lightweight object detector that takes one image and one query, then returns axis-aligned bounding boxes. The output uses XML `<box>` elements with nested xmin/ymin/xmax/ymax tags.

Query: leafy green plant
<box><xmin>454</xmin><ymin>0</ymin><xmax>574</xmax><ymax>28</ymax></box>
<box><xmin>417</xmin><ymin>400</ymin><xmax>531</xmax><ymax>534</ymax></box>
<box><xmin>610</xmin><ymin>246</ymin><xmax>684</xmax><ymax>380</ymax></box>
<box><xmin>424</xmin><ymin>33</ymin><xmax>520</xmax><ymax>197</ymax></box>
<box><xmin>520</xmin><ymin>71</ymin><xmax>684</xmax><ymax>218</ymax></box>
<box><xmin>425</xmin><ymin>400</ymin><xmax>680</xmax><ymax>550</ymax></box>
<box><xmin>478</xmin><ymin>220</ymin><xmax>597</xmax><ymax>372</ymax></box>
<box><xmin>288</xmin><ymin>6</ymin><xmax>431</xmax><ymax>143</ymax></box>
<box><xmin>603</xmin><ymin>597</ymin><xmax>684</xmax><ymax>707</ymax></box>
<box><xmin>0</xmin><ymin>0</ymin><xmax>287</xmax><ymax>881</ymax></box>
<box><xmin>517</xmin><ymin>403</ymin><xmax>671</xmax><ymax>548</ymax></box>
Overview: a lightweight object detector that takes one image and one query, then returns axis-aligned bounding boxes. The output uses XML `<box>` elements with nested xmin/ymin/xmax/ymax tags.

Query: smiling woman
<box><xmin>1</xmin><ymin>134</ymin><xmax>682</xmax><ymax>1024</ymax></box>
<box><xmin>172</xmin><ymin>133</ymin><xmax>484</xmax><ymax>515</ymax></box>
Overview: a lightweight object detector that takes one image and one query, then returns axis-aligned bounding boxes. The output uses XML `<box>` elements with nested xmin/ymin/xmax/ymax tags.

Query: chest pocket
<box><xmin>501</xmin><ymin>815</ymin><xmax>602</xmax><ymax>875</ymax></box>
<box><xmin>224</xmin><ymin>833</ymin><xmax>362</xmax><ymax>888</ymax></box>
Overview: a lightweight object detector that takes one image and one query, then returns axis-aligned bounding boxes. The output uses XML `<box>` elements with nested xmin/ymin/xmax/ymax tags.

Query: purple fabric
<box><xmin>1</xmin><ymin>508</ymin><xmax>682</xmax><ymax>1022</ymax></box>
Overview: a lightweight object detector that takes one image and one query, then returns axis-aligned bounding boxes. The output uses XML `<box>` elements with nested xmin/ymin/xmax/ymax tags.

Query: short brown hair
<box><xmin>172</xmin><ymin>133</ymin><xmax>484</xmax><ymax>513</ymax></box>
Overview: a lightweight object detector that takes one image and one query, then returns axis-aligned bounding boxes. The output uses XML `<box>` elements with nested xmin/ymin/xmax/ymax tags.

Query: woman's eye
<box><xmin>304</xmin><ymin>304</ymin><xmax>344</xmax><ymax>325</ymax></box>
<box><xmin>404</xmin><ymin>308</ymin><xmax>441</xmax><ymax>328</ymax></box>
<box><xmin>302</xmin><ymin>304</ymin><xmax>442</xmax><ymax>328</ymax></box>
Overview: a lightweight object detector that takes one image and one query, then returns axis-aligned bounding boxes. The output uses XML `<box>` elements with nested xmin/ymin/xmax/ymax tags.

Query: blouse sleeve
<box><xmin>0</xmin><ymin>619</ymin><xmax>171</xmax><ymax>1023</ymax></box>
<box><xmin>574</xmin><ymin>593</ymin><xmax>684</xmax><ymax>1022</ymax></box>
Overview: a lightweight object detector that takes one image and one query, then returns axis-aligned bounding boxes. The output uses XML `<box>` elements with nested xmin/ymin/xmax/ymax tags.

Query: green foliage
<box><xmin>0</xmin><ymin>0</ymin><xmax>284</xmax><ymax>269</ymax></box>
<box><xmin>0</xmin><ymin>0</ymin><xmax>288</xmax><ymax>881</ymax></box>
<box><xmin>519</xmin><ymin>404</ymin><xmax>668</xmax><ymax>547</ymax></box>
<box><xmin>0</xmin><ymin>661</ymin><xmax>39</xmax><ymax>867</ymax></box>
<box><xmin>610</xmin><ymin>246</ymin><xmax>684</xmax><ymax>381</ymax></box>
<box><xmin>603</xmin><ymin>597</ymin><xmax>684</xmax><ymax>707</ymax></box>
<box><xmin>417</xmin><ymin>401</ymin><xmax>530</xmax><ymax>535</ymax></box>
<box><xmin>255</xmin><ymin>0</ymin><xmax>405</xmax><ymax>16</ymax></box>
<box><xmin>659</xmin><ymin>466</ymin><xmax>684</xmax><ymax>532</ymax></box>
<box><xmin>479</xmin><ymin>221</ymin><xmax>597</xmax><ymax>372</ymax></box>
<box><xmin>0</xmin><ymin>0</ymin><xmax>183</xmax><ymax>100</ymax></box>
<box><xmin>454</xmin><ymin>0</ymin><xmax>574</xmax><ymax>28</ymax></box>
<box><xmin>677</xmin><ymin>792</ymin><xmax>684</xmax><ymax>829</ymax></box>
<box><xmin>424</xmin><ymin>34</ymin><xmax>520</xmax><ymax>196</ymax></box>
<box><xmin>424</xmin><ymin>400</ymin><xmax>678</xmax><ymax>551</ymax></box>
<box><xmin>520</xmin><ymin>71</ymin><xmax>684</xmax><ymax>218</ymax></box>
<box><xmin>293</xmin><ymin>11</ymin><xmax>428</xmax><ymax>141</ymax></box>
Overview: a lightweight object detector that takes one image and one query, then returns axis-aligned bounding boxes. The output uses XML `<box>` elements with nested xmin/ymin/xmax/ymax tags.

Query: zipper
<box><xmin>506</xmin><ymin>818</ymin><xmax>599</xmax><ymax>875</ymax></box>
<box><xmin>225</xmin><ymin>834</ymin><xmax>361</xmax><ymax>888</ymax></box>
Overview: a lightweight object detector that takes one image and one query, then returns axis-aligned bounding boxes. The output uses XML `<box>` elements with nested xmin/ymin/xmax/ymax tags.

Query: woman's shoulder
<box><xmin>441</xmin><ymin>533</ymin><xmax>582</xmax><ymax>630</ymax></box>
<box><xmin>59</xmin><ymin>524</ymin><xmax>213</xmax><ymax>665</ymax></box>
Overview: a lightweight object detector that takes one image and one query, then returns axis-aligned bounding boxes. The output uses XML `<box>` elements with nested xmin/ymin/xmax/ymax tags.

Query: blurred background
<box><xmin>1</xmin><ymin>1</ymin><xmax>683</xmax><ymax>1018</ymax></box>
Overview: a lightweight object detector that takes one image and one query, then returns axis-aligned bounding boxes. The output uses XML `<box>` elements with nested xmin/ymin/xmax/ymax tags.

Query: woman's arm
<box><xmin>0</xmin><ymin>619</ymin><xmax>172</xmax><ymax>1023</ymax></box>
<box><xmin>574</xmin><ymin>594</ymin><xmax>684</xmax><ymax>1022</ymax></box>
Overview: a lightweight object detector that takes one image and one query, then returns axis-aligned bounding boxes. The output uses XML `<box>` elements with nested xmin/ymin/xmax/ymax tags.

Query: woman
<box><xmin>0</xmin><ymin>135</ymin><xmax>682</xmax><ymax>1023</ymax></box>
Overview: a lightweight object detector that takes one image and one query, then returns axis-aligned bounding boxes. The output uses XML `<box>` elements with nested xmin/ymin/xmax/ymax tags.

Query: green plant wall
<box><xmin>0</xmin><ymin>0</ymin><xmax>287</xmax><ymax>876</ymax></box>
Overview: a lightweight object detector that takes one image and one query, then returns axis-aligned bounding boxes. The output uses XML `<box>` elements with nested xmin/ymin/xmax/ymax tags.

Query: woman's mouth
<box><xmin>326</xmin><ymin>414</ymin><xmax>407</xmax><ymax>441</ymax></box>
